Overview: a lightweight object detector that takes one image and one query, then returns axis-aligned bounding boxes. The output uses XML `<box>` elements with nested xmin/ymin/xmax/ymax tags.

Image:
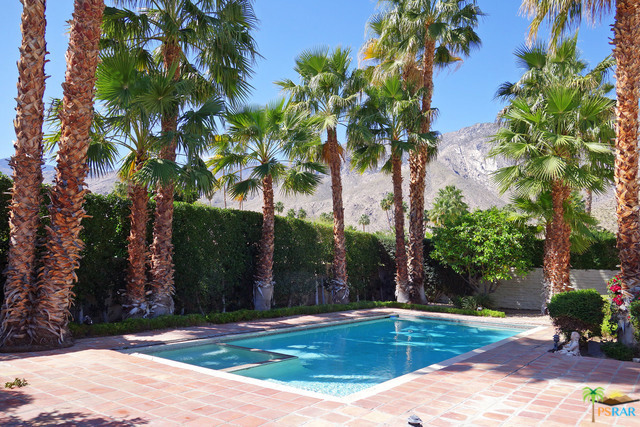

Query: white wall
<box><xmin>490</xmin><ymin>268</ymin><xmax>618</xmax><ymax>310</ymax></box>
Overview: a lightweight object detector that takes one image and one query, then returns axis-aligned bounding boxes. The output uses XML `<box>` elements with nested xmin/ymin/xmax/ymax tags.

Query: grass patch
<box><xmin>69</xmin><ymin>301</ymin><xmax>505</xmax><ymax>338</ymax></box>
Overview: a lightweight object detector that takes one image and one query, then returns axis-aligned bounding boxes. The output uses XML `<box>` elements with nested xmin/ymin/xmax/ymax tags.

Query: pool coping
<box><xmin>126</xmin><ymin>312</ymin><xmax>545</xmax><ymax>403</ymax></box>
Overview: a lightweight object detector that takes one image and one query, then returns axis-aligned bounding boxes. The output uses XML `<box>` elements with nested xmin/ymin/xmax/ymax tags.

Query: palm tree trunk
<box><xmin>254</xmin><ymin>174</ymin><xmax>275</xmax><ymax>311</ymax></box>
<box><xmin>392</xmin><ymin>153</ymin><xmax>410</xmax><ymax>303</ymax></box>
<box><xmin>407</xmin><ymin>35</ymin><xmax>436</xmax><ymax>305</ymax></box>
<box><xmin>545</xmin><ymin>181</ymin><xmax>572</xmax><ymax>295</ymax></box>
<box><xmin>32</xmin><ymin>0</ymin><xmax>104</xmax><ymax>348</ymax></box>
<box><xmin>613</xmin><ymin>0</ymin><xmax>640</xmax><ymax>292</ymax></box>
<box><xmin>584</xmin><ymin>188</ymin><xmax>592</xmax><ymax>214</ymax></box>
<box><xmin>149</xmin><ymin>41</ymin><xmax>181</xmax><ymax>317</ymax></box>
<box><xmin>327</xmin><ymin>127</ymin><xmax>349</xmax><ymax>304</ymax></box>
<box><xmin>0</xmin><ymin>0</ymin><xmax>47</xmax><ymax>349</ymax></box>
<box><xmin>541</xmin><ymin>221</ymin><xmax>553</xmax><ymax>313</ymax></box>
<box><xmin>125</xmin><ymin>167</ymin><xmax>149</xmax><ymax>318</ymax></box>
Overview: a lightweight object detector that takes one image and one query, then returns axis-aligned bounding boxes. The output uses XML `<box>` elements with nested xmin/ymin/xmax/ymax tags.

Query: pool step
<box><xmin>218</xmin><ymin>343</ymin><xmax>297</xmax><ymax>373</ymax></box>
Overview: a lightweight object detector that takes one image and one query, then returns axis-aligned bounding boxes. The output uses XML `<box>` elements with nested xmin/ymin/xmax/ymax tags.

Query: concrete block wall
<box><xmin>490</xmin><ymin>268</ymin><xmax>618</xmax><ymax>310</ymax></box>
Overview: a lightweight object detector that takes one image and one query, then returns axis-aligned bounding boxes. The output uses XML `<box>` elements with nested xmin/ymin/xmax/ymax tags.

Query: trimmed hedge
<box><xmin>530</xmin><ymin>230</ymin><xmax>618</xmax><ymax>270</ymax></box>
<box><xmin>69</xmin><ymin>300</ymin><xmax>506</xmax><ymax>338</ymax></box>
<box><xmin>0</xmin><ymin>176</ymin><xmax>395</xmax><ymax>319</ymax></box>
<box><xmin>547</xmin><ymin>289</ymin><xmax>605</xmax><ymax>338</ymax></box>
<box><xmin>0</xmin><ymin>172</ymin><xmax>621</xmax><ymax>323</ymax></box>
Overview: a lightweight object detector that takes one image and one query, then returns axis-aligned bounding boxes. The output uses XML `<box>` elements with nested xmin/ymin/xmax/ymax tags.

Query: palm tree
<box><xmin>209</xmin><ymin>100</ymin><xmax>324</xmax><ymax>310</ymax></box>
<box><xmin>29</xmin><ymin>0</ymin><xmax>105</xmax><ymax>348</ymax></box>
<box><xmin>492</xmin><ymin>38</ymin><xmax>614</xmax><ymax>298</ymax></box>
<box><xmin>368</xmin><ymin>0</ymin><xmax>483</xmax><ymax>303</ymax></box>
<box><xmin>380</xmin><ymin>192</ymin><xmax>395</xmax><ymax>230</ymax></box>
<box><xmin>274</xmin><ymin>201</ymin><xmax>285</xmax><ymax>214</ymax></box>
<box><xmin>358</xmin><ymin>214</ymin><xmax>371</xmax><ymax>232</ymax></box>
<box><xmin>510</xmin><ymin>192</ymin><xmax>600</xmax><ymax>310</ymax></box>
<box><xmin>109</xmin><ymin>0</ymin><xmax>258</xmax><ymax>315</ymax></box>
<box><xmin>0</xmin><ymin>0</ymin><xmax>47</xmax><ymax>349</ymax></box>
<box><xmin>95</xmin><ymin>48</ymin><xmax>221</xmax><ymax>317</ymax></box>
<box><xmin>492</xmin><ymin>81</ymin><xmax>614</xmax><ymax>295</ymax></box>
<box><xmin>349</xmin><ymin>74</ymin><xmax>431</xmax><ymax>302</ymax></box>
<box><xmin>428</xmin><ymin>185</ymin><xmax>469</xmax><ymax>226</ymax></box>
<box><xmin>582</xmin><ymin>386</ymin><xmax>605</xmax><ymax>423</ymax></box>
<box><xmin>520</xmin><ymin>0</ymin><xmax>640</xmax><ymax>292</ymax></box>
<box><xmin>276</xmin><ymin>47</ymin><xmax>363</xmax><ymax>304</ymax></box>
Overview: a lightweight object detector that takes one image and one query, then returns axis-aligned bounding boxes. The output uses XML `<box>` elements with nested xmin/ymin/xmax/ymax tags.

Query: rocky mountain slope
<box><xmin>204</xmin><ymin>122</ymin><xmax>615</xmax><ymax>232</ymax></box>
<box><xmin>0</xmin><ymin>122</ymin><xmax>615</xmax><ymax>231</ymax></box>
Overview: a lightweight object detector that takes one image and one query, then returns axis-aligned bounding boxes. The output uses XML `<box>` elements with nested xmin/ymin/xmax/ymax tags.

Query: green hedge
<box><xmin>530</xmin><ymin>230</ymin><xmax>618</xmax><ymax>270</ymax></box>
<box><xmin>0</xmin><ymin>176</ymin><xmax>396</xmax><ymax>319</ymax></box>
<box><xmin>547</xmin><ymin>289</ymin><xmax>605</xmax><ymax>338</ymax></box>
<box><xmin>0</xmin><ymin>172</ymin><xmax>621</xmax><ymax>323</ymax></box>
<box><xmin>69</xmin><ymin>300</ymin><xmax>506</xmax><ymax>338</ymax></box>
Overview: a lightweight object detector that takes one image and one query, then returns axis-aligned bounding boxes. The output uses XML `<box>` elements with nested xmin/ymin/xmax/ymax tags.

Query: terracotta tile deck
<box><xmin>1</xmin><ymin>308</ymin><xmax>639</xmax><ymax>426</ymax></box>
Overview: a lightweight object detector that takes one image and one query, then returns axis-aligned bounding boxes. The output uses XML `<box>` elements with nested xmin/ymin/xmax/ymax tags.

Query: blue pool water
<box><xmin>148</xmin><ymin>317</ymin><xmax>525</xmax><ymax>397</ymax></box>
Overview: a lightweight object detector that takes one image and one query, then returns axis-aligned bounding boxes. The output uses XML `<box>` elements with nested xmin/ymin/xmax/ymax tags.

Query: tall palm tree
<box><xmin>493</xmin><ymin>38</ymin><xmax>614</xmax><ymax>298</ymax></box>
<box><xmin>209</xmin><ymin>100</ymin><xmax>324</xmax><ymax>310</ymax></box>
<box><xmin>94</xmin><ymin>50</ymin><xmax>156</xmax><ymax>317</ymax></box>
<box><xmin>349</xmin><ymin>74</ymin><xmax>433</xmax><ymax>302</ymax></box>
<box><xmin>0</xmin><ymin>0</ymin><xmax>47</xmax><ymax>349</ymax></box>
<box><xmin>520</xmin><ymin>0</ymin><xmax>640</xmax><ymax>292</ymax></box>
<box><xmin>368</xmin><ymin>0</ymin><xmax>483</xmax><ymax>303</ymax></box>
<box><xmin>276</xmin><ymin>47</ymin><xmax>363</xmax><ymax>304</ymax></box>
<box><xmin>108</xmin><ymin>0</ymin><xmax>258</xmax><ymax>315</ymax></box>
<box><xmin>492</xmin><ymin>82</ymin><xmax>614</xmax><ymax>295</ymax></box>
<box><xmin>30</xmin><ymin>0</ymin><xmax>105</xmax><ymax>348</ymax></box>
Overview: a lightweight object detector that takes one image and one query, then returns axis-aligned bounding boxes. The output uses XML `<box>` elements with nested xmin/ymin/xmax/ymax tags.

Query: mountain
<box><xmin>203</xmin><ymin>122</ymin><xmax>615</xmax><ymax>232</ymax></box>
<box><xmin>0</xmin><ymin>158</ymin><xmax>56</xmax><ymax>183</ymax></box>
<box><xmin>0</xmin><ymin>122</ymin><xmax>615</xmax><ymax>231</ymax></box>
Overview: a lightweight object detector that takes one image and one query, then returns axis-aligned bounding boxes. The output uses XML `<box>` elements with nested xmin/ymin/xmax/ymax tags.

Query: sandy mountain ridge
<box><xmin>0</xmin><ymin>122</ymin><xmax>615</xmax><ymax>232</ymax></box>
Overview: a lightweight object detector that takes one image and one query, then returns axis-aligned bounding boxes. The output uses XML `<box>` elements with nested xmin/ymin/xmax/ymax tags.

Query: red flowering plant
<box><xmin>608</xmin><ymin>274</ymin><xmax>624</xmax><ymax>307</ymax></box>
<box><xmin>607</xmin><ymin>274</ymin><xmax>640</xmax><ymax>324</ymax></box>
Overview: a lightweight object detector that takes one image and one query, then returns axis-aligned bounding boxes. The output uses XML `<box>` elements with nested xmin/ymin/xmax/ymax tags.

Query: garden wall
<box><xmin>492</xmin><ymin>268</ymin><xmax>618</xmax><ymax>310</ymax></box>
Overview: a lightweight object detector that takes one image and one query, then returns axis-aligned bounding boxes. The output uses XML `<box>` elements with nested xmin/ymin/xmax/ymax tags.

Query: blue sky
<box><xmin>0</xmin><ymin>0</ymin><xmax>614</xmax><ymax>161</ymax></box>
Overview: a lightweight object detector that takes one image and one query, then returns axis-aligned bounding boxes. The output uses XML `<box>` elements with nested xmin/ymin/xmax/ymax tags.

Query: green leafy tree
<box><xmin>274</xmin><ymin>201</ymin><xmax>285</xmax><ymax>214</ymax></box>
<box><xmin>208</xmin><ymin>100</ymin><xmax>324</xmax><ymax>310</ymax></box>
<box><xmin>431</xmin><ymin>208</ymin><xmax>536</xmax><ymax>294</ymax></box>
<box><xmin>358</xmin><ymin>214</ymin><xmax>371</xmax><ymax>232</ymax></box>
<box><xmin>297</xmin><ymin>208</ymin><xmax>308</xmax><ymax>220</ymax></box>
<box><xmin>286</xmin><ymin>208</ymin><xmax>297</xmax><ymax>219</ymax></box>
<box><xmin>428</xmin><ymin>185</ymin><xmax>469</xmax><ymax>226</ymax></box>
<box><xmin>276</xmin><ymin>46</ymin><xmax>363</xmax><ymax>304</ymax></box>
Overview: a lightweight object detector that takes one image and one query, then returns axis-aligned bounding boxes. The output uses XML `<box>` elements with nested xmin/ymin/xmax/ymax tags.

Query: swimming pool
<box><xmin>142</xmin><ymin>316</ymin><xmax>527</xmax><ymax>397</ymax></box>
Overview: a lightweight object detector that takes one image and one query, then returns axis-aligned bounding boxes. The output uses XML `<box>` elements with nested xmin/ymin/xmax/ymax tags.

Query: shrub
<box><xmin>547</xmin><ymin>289</ymin><xmax>605</xmax><ymax>338</ymax></box>
<box><xmin>601</xmin><ymin>341</ymin><xmax>636</xmax><ymax>361</ymax></box>
<box><xmin>69</xmin><ymin>301</ymin><xmax>506</xmax><ymax>337</ymax></box>
<box><xmin>451</xmin><ymin>295</ymin><xmax>494</xmax><ymax>311</ymax></box>
<box><xmin>629</xmin><ymin>300</ymin><xmax>640</xmax><ymax>342</ymax></box>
